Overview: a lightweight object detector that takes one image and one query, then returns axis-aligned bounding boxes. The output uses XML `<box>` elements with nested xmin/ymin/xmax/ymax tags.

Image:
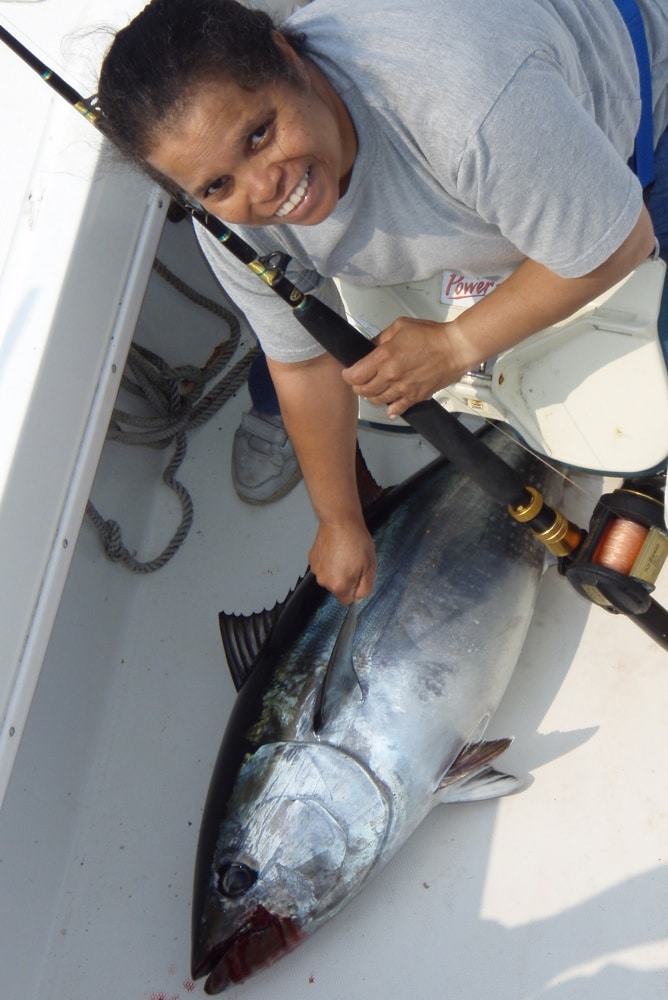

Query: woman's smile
<box><xmin>275</xmin><ymin>166</ymin><xmax>311</xmax><ymax>218</ymax></box>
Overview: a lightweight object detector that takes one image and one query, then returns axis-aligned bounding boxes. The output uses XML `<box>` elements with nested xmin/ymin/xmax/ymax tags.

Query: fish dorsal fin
<box><xmin>436</xmin><ymin>738</ymin><xmax>524</xmax><ymax>803</ymax></box>
<box><xmin>218</xmin><ymin>583</ymin><xmax>301</xmax><ymax>691</ymax></box>
<box><xmin>313</xmin><ymin>601</ymin><xmax>364</xmax><ymax>733</ymax></box>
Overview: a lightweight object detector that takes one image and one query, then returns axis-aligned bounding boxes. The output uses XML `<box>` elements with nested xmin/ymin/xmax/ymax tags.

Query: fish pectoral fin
<box><xmin>218</xmin><ymin>583</ymin><xmax>303</xmax><ymax>691</ymax></box>
<box><xmin>436</xmin><ymin>738</ymin><xmax>524</xmax><ymax>803</ymax></box>
<box><xmin>437</xmin><ymin>766</ymin><xmax>525</xmax><ymax>803</ymax></box>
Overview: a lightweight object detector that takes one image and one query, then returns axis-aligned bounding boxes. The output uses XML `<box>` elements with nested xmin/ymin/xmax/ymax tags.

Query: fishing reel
<box><xmin>560</xmin><ymin>472</ymin><xmax>668</xmax><ymax>623</ymax></box>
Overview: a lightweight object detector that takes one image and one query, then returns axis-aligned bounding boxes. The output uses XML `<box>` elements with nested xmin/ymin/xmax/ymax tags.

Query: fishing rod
<box><xmin>2</xmin><ymin>21</ymin><xmax>668</xmax><ymax>649</ymax></box>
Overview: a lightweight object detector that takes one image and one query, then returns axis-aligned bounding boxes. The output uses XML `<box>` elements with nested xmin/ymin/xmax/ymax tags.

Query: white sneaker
<box><xmin>231</xmin><ymin>409</ymin><xmax>302</xmax><ymax>504</ymax></box>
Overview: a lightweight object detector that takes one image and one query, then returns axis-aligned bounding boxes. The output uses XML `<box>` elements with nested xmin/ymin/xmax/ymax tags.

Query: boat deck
<box><xmin>1</xmin><ymin>215</ymin><xmax>668</xmax><ymax>1000</ymax></box>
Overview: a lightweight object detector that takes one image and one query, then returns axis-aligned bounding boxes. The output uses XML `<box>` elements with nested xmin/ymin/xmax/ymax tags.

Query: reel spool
<box><xmin>563</xmin><ymin>475</ymin><xmax>668</xmax><ymax>618</ymax></box>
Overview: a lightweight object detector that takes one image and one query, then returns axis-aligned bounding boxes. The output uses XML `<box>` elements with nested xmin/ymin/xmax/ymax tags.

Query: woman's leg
<box><xmin>231</xmin><ymin>351</ymin><xmax>302</xmax><ymax>504</ymax></box>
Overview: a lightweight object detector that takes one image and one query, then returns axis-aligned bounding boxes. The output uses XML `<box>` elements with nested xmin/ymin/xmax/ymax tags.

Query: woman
<box><xmin>98</xmin><ymin>0</ymin><xmax>668</xmax><ymax>604</ymax></box>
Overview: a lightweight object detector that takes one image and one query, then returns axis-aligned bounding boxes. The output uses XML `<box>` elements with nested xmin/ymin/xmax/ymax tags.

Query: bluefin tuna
<box><xmin>191</xmin><ymin>427</ymin><xmax>561</xmax><ymax>993</ymax></box>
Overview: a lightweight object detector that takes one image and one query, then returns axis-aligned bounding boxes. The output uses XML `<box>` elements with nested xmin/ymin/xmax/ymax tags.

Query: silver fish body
<box><xmin>192</xmin><ymin>428</ymin><xmax>561</xmax><ymax>993</ymax></box>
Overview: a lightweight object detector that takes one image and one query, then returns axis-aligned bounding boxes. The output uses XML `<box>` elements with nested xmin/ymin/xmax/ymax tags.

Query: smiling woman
<box><xmin>97</xmin><ymin>0</ymin><xmax>356</xmax><ymax>224</ymax></box>
<box><xmin>97</xmin><ymin>0</ymin><xmax>668</xmax><ymax>607</ymax></box>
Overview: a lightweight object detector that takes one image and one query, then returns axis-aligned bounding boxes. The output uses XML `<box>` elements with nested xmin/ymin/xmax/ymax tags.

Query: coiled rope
<box><xmin>86</xmin><ymin>256</ymin><xmax>259</xmax><ymax>572</ymax></box>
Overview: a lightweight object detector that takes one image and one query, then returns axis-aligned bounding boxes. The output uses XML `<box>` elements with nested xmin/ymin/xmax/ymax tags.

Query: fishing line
<box><xmin>466</xmin><ymin>410</ymin><xmax>608</xmax><ymax>507</ymax></box>
<box><xmin>2</xmin><ymin>19</ymin><xmax>667</xmax><ymax>646</ymax></box>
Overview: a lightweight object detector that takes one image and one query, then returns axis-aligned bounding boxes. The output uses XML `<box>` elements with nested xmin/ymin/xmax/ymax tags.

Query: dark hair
<box><xmin>97</xmin><ymin>0</ymin><xmax>306</xmax><ymax>169</ymax></box>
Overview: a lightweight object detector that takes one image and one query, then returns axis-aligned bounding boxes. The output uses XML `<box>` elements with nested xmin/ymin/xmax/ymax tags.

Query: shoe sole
<box><xmin>234</xmin><ymin>467</ymin><xmax>303</xmax><ymax>506</ymax></box>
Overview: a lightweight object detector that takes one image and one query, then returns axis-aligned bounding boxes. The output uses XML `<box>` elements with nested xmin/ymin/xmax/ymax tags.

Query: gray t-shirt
<box><xmin>197</xmin><ymin>0</ymin><xmax>668</xmax><ymax>362</ymax></box>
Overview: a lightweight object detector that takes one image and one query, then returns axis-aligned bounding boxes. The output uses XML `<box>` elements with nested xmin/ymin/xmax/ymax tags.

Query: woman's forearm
<box><xmin>267</xmin><ymin>351</ymin><xmax>376</xmax><ymax>603</ymax></box>
<box><xmin>343</xmin><ymin>205</ymin><xmax>657</xmax><ymax>415</ymax></box>
<box><xmin>445</xmin><ymin>205</ymin><xmax>657</xmax><ymax>377</ymax></box>
<box><xmin>268</xmin><ymin>352</ymin><xmax>360</xmax><ymax>520</ymax></box>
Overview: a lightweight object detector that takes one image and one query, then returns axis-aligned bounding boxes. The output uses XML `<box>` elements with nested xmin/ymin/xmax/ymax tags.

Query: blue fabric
<box><xmin>612</xmin><ymin>0</ymin><xmax>654</xmax><ymax>188</ymax></box>
<box><xmin>247</xmin><ymin>351</ymin><xmax>281</xmax><ymax>415</ymax></box>
<box><xmin>647</xmin><ymin>126</ymin><xmax>668</xmax><ymax>262</ymax></box>
<box><xmin>651</xmin><ymin>127</ymin><xmax>668</xmax><ymax>368</ymax></box>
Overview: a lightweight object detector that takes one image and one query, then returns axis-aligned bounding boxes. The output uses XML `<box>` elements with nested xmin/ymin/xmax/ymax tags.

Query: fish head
<box><xmin>192</xmin><ymin>740</ymin><xmax>391</xmax><ymax>993</ymax></box>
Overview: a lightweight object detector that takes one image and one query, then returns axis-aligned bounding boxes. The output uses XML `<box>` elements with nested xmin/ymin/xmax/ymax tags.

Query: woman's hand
<box><xmin>341</xmin><ymin>205</ymin><xmax>656</xmax><ymax>418</ymax></box>
<box><xmin>308</xmin><ymin>517</ymin><xmax>376</xmax><ymax>605</ymax></box>
<box><xmin>341</xmin><ymin>317</ymin><xmax>464</xmax><ymax>417</ymax></box>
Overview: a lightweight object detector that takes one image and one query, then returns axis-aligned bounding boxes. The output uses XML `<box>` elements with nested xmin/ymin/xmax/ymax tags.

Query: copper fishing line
<box><xmin>592</xmin><ymin>518</ymin><xmax>650</xmax><ymax>575</ymax></box>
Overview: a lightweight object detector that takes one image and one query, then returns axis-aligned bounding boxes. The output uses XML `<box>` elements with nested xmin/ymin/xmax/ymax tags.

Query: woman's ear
<box><xmin>271</xmin><ymin>29</ymin><xmax>309</xmax><ymax>85</ymax></box>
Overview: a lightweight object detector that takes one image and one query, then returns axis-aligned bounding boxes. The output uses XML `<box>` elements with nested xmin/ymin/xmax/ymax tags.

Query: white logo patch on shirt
<box><xmin>440</xmin><ymin>271</ymin><xmax>500</xmax><ymax>308</ymax></box>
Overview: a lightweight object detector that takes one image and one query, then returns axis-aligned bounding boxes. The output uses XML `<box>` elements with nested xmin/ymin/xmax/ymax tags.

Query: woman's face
<box><xmin>147</xmin><ymin>60</ymin><xmax>357</xmax><ymax>228</ymax></box>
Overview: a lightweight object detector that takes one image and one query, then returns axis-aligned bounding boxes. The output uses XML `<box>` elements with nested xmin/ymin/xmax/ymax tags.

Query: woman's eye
<box><xmin>204</xmin><ymin>176</ymin><xmax>229</xmax><ymax>198</ymax></box>
<box><xmin>250</xmin><ymin>123</ymin><xmax>269</xmax><ymax>149</ymax></box>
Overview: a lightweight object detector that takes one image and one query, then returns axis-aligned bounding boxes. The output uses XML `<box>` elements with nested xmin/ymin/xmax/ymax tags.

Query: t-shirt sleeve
<box><xmin>454</xmin><ymin>51</ymin><xmax>644</xmax><ymax>278</ymax></box>
<box><xmin>195</xmin><ymin>224</ymin><xmax>330</xmax><ymax>363</ymax></box>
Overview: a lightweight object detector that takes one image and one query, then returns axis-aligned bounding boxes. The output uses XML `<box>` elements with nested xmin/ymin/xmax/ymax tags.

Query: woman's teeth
<box><xmin>276</xmin><ymin>168</ymin><xmax>310</xmax><ymax>217</ymax></box>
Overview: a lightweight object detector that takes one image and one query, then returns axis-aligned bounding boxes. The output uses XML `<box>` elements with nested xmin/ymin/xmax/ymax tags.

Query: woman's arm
<box><xmin>342</xmin><ymin>205</ymin><xmax>656</xmax><ymax>416</ymax></box>
<box><xmin>267</xmin><ymin>351</ymin><xmax>377</xmax><ymax>604</ymax></box>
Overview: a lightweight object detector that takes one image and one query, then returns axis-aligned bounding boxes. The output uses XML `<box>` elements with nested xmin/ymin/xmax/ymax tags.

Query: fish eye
<box><xmin>216</xmin><ymin>861</ymin><xmax>258</xmax><ymax>898</ymax></box>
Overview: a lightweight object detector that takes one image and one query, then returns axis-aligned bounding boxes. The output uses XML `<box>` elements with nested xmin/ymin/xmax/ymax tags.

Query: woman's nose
<box><xmin>242</xmin><ymin>160</ymin><xmax>281</xmax><ymax>203</ymax></box>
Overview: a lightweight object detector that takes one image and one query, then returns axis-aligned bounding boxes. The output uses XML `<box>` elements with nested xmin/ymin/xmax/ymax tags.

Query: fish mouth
<box><xmin>193</xmin><ymin>904</ymin><xmax>302</xmax><ymax>994</ymax></box>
